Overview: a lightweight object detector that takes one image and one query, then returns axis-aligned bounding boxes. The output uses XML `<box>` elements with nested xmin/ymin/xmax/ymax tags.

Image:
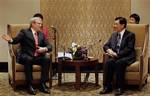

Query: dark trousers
<box><xmin>19</xmin><ymin>55</ymin><xmax>50</xmax><ymax>85</ymax></box>
<box><xmin>103</xmin><ymin>58</ymin><xmax>127</xmax><ymax>89</ymax></box>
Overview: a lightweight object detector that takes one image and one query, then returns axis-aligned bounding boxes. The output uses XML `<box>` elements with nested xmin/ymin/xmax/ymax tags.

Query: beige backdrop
<box><xmin>131</xmin><ymin>0</ymin><xmax>150</xmax><ymax>72</ymax></box>
<box><xmin>40</xmin><ymin>0</ymin><xmax>131</xmax><ymax>62</ymax></box>
<box><xmin>0</xmin><ymin>0</ymin><xmax>40</xmax><ymax>62</ymax></box>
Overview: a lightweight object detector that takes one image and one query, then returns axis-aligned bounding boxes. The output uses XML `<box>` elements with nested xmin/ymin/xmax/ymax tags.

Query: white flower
<box><xmin>71</xmin><ymin>42</ymin><xmax>77</xmax><ymax>47</ymax></box>
<box><xmin>70</xmin><ymin>42</ymin><xmax>79</xmax><ymax>55</ymax></box>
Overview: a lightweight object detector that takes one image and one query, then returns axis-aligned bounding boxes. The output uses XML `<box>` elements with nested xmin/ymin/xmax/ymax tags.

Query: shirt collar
<box><xmin>31</xmin><ymin>28</ymin><xmax>37</xmax><ymax>34</ymax></box>
<box><xmin>118</xmin><ymin>28</ymin><xmax>125</xmax><ymax>38</ymax></box>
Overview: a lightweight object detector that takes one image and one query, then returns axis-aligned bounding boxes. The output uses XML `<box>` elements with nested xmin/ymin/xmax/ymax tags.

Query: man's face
<box><xmin>129</xmin><ymin>17</ymin><xmax>136</xmax><ymax>24</ymax></box>
<box><xmin>113</xmin><ymin>20</ymin><xmax>125</xmax><ymax>32</ymax></box>
<box><xmin>32</xmin><ymin>18</ymin><xmax>42</xmax><ymax>32</ymax></box>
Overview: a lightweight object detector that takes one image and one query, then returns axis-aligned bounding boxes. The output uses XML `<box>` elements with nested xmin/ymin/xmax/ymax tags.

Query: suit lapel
<box><xmin>27</xmin><ymin>28</ymin><xmax>35</xmax><ymax>42</ymax></box>
<box><xmin>120</xmin><ymin>30</ymin><xmax>128</xmax><ymax>48</ymax></box>
<box><xmin>114</xmin><ymin>32</ymin><xmax>118</xmax><ymax>48</ymax></box>
<box><xmin>37</xmin><ymin>32</ymin><xmax>40</xmax><ymax>45</ymax></box>
<box><xmin>27</xmin><ymin>29</ymin><xmax>43</xmax><ymax>46</ymax></box>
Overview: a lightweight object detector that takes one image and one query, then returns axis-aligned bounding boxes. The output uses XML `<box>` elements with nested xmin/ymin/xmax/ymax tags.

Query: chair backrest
<box><xmin>127</xmin><ymin>24</ymin><xmax>149</xmax><ymax>48</ymax></box>
<box><xmin>127</xmin><ymin>24</ymin><xmax>149</xmax><ymax>61</ymax></box>
<box><xmin>7</xmin><ymin>24</ymin><xmax>29</xmax><ymax>55</ymax></box>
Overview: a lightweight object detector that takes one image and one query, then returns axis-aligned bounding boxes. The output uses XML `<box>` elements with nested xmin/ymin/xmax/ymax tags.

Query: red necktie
<box><xmin>34</xmin><ymin>32</ymin><xmax>39</xmax><ymax>56</ymax></box>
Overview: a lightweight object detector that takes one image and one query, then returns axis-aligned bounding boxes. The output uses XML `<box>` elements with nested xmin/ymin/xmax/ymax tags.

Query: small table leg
<box><xmin>49</xmin><ymin>63</ymin><xmax>52</xmax><ymax>88</ymax></box>
<box><xmin>95</xmin><ymin>72</ymin><xmax>99</xmax><ymax>86</ymax></box>
<box><xmin>58</xmin><ymin>63</ymin><xmax>62</xmax><ymax>86</ymax></box>
<box><xmin>95</xmin><ymin>64</ymin><xmax>99</xmax><ymax>86</ymax></box>
<box><xmin>75</xmin><ymin>66</ymin><xmax>81</xmax><ymax>90</ymax></box>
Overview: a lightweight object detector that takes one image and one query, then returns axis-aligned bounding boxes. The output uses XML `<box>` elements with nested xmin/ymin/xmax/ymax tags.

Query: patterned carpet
<box><xmin>0</xmin><ymin>73</ymin><xmax>150</xmax><ymax>96</ymax></box>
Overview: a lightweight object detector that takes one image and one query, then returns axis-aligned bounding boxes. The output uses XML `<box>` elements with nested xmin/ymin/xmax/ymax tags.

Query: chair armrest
<box><xmin>8</xmin><ymin>44</ymin><xmax>17</xmax><ymax>81</ymax></box>
<box><xmin>8</xmin><ymin>44</ymin><xmax>16</xmax><ymax>57</ymax></box>
<box><xmin>46</xmin><ymin>52</ymin><xmax>52</xmax><ymax>61</ymax></box>
<box><xmin>139</xmin><ymin>30</ymin><xmax>149</xmax><ymax>80</ymax></box>
<box><xmin>8</xmin><ymin>44</ymin><xmax>16</xmax><ymax>70</ymax></box>
<box><xmin>46</xmin><ymin>52</ymin><xmax>53</xmax><ymax>88</ymax></box>
<box><xmin>103</xmin><ymin>53</ymin><xmax>109</xmax><ymax>64</ymax></box>
<box><xmin>141</xmin><ymin>31</ymin><xmax>148</xmax><ymax>57</ymax></box>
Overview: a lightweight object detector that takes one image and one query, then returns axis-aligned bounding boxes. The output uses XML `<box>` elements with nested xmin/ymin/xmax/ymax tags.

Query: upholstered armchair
<box><xmin>7</xmin><ymin>24</ymin><xmax>52</xmax><ymax>90</ymax></box>
<box><xmin>103</xmin><ymin>24</ymin><xmax>149</xmax><ymax>89</ymax></box>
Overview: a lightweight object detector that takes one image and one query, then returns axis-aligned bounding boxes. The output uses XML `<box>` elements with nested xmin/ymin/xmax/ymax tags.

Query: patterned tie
<box><xmin>116</xmin><ymin>33</ymin><xmax>121</xmax><ymax>54</ymax></box>
<box><xmin>34</xmin><ymin>32</ymin><xmax>39</xmax><ymax>56</ymax></box>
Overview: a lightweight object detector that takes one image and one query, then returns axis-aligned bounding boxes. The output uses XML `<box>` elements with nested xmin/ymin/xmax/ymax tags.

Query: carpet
<box><xmin>0</xmin><ymin>73</ymin><xmax>150</xmax><ymax>96</ymax></box>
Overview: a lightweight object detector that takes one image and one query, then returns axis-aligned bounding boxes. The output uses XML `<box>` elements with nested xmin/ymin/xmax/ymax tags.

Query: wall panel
<box><xmin>0</xmin><ymin>0</ymin><xmax>40</xmax><ymax>62</ymax></box>
<box><xmin>41</xmin><ymin>0</ymin><xmax>130</xmax><ymax>62</ymax></box>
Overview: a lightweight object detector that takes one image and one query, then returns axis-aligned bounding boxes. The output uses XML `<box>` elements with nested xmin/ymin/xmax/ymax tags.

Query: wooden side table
<box><xmin>57</xmin><ymin>58</ymin><xmax>99</xmax><ymax>90</ymax></box>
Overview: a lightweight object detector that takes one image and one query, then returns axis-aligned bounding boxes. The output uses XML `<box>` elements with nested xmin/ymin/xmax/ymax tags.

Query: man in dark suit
<box><xmin>2</xmin><ymin>17</ymin><xmax>52</xmax><ymax>95</ymax></box>
<box><xmin>100</xmin><ymin>17</ymin><xmax>135</xmax><ymax>95</ymax></box>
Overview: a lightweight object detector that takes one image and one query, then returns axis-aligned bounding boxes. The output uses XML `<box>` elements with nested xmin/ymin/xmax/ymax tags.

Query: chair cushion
<box><xmin>16</xmin><ymin>63</ymin><xmax>41</xmax><ymax>72</ymax></box>
<box><xmin>135</xmin><ymin>47</ymin><xmax>142</xmax><ymax>61</ymax></box>
<box><xmin>126</xmin><ymin>61</ymin><xmax>139</xmax><ymax>72</ymax></box>
<box><xmin>126</xmin><ymin>47</ymin><xmax>141</xmax><ymax>72</ymax></box>
<box><xmin>15</xmin><ymin>72</ymin><xmax>41</xmax><ymax>80</ymax></box>
<box><xmin>125</xmin><ymin>72</ymin><xmax>140</xmax><ymax>80</ymax></box>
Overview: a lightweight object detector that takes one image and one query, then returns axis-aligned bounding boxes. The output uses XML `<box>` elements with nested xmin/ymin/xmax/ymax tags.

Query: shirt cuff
<box><xmin>8</xmin><ymin>39</ymin><xmax>13</xmax><ymax>43</ymax></box>
<box><xmin>45</xmin><ymin>47</ymin><xmax>48</xmax><ymax>52</ymax></box>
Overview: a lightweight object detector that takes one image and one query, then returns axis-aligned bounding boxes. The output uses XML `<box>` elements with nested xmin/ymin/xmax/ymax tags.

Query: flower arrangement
<box><xmin>69</xmin><ymin>42</ymin><xmax>88</xmax><ymax>60</ymax></box>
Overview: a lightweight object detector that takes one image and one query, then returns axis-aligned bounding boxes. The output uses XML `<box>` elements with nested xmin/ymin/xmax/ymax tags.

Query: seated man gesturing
<box><xmin>2</xmin><ymin>17</ymin><xmax>52</xmax><ymax>95</ymax></box>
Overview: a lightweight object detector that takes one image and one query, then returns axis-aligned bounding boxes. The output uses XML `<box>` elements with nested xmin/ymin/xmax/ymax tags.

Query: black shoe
<box><xmin>39</xmin><ymin>83</ymin><xmax>50</xmax><ymax>94</ymax></box>
<box><xmin>114</xmin><ymin>88</ymin><xmax>123</xmax><ymax>96</ymax></box>
<box><xmin>27</xmin><ymin>85</ymin><xmax>36</xmax><ymax>95</ymax></box>
<box><xmin>99</xmin><ymin>87</ymin><xmax>112</xmax><ymax>94</ymax></box>
<box><xmin>43</xmin><ymin>82</ymin><xmax>49</xmax><ymax>89</ymax></box>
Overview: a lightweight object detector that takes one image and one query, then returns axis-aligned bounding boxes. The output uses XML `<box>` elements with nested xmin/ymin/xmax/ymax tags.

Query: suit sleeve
<box><xmin>117</xmin><ymin>33</ymin><xmax>135</xmax><ymax>58</ymax></box>
<box><xmin>103</xmin><ymin>34</ymin><xmax>113</xmax><ymax>53</ymax></box>
<box><xmin>42</xmin><ymin>34</ymin><xmax>52</xmax><ymax>52</ymax></box>
<box><xmin>9</xmin><ymin>29</ymin><xmax>24</xmax><ymax>44</ymax></box>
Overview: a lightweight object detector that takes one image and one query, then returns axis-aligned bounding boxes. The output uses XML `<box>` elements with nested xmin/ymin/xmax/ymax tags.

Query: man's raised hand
<box><xmin>1</xmin><ymin>34</ymin><xmax>12</xmax><ymax>42</ymax></box>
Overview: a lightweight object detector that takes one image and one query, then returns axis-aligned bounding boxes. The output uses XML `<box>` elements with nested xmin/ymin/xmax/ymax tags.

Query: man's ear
<box><xmin>122</xmin><ymin>24</ymin><xmax>125</xmax><ymax>28</ymax></box>
<box><xmin>33</xmin><ymin>21</ymin><xmax>36</xmax><ymax>24</ymax></box>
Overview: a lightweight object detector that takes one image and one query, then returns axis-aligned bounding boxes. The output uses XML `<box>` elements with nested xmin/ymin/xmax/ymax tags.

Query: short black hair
<box><xmin>115</xmin><ymin>17</ymin><xmax>127</xmax><ymax>28</ymax></box>
<box><xmin>130</xmin><ymin>13</ymin><xmax>140</xmax><ymax>24</ymax></box>
<box><xmin>33</xmin><ymin>13</ymin><xmax>43</xmax><ymax>20</ymax></box>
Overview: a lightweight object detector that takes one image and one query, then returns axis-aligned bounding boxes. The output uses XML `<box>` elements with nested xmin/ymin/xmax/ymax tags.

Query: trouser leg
<box><xmin>103</xmin><ymin>59</ymin><xmax>115</xmax><ymax>87</ymax></box>
<box><xmin>35</xmin><ymin>56</ymin><xmax>51</xmax><ymax>83</ymax></box>
<box><xmin>22</xmin><ymin>57</ymin><xmax>34</xmax><ymax>85</ymax></box>
<box><xmin>115</xmin><ymin>59</ymin><xmax>127</xmax><ymax>89</ymax></box>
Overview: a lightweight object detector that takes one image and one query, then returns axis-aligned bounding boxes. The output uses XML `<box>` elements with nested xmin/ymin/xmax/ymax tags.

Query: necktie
<box><xmin>34</xmin><ymin>32</ymin><xmax>39</xmax><ymax>56</ymax></box>
<box><xmin>116</xmin><ymin>33</ymin><xmax>121</xmax><ymax>54</ymax></box>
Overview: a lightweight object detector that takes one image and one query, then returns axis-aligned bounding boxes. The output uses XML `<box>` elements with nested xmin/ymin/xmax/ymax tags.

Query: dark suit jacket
<box><xmin>9</xmin><ymin>28</ymin><xmax>52</xmax><ymax>58</ymax></box>
<box><xmin>103</xmin><ymin>30</ymin><xmax>136</xmax><ymax>65</ymax></box>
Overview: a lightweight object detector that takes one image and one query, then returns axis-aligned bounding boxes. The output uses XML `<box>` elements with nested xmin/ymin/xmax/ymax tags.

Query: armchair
<box><xmin>103</xmin><ymin>24</ymin><xmax>149</xmax><ymax>90</ymax></box>
<box><xmin>7</xmin><ymin>24</ymin><xmax>53</xmax><ymax>90</ymax></box>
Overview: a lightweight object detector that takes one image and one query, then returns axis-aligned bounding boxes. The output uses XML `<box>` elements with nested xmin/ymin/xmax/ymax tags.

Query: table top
<box><xmin>57</xmin><ymin>58</ymin><xmax>98</xmax><ymax>67</ymax></box>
